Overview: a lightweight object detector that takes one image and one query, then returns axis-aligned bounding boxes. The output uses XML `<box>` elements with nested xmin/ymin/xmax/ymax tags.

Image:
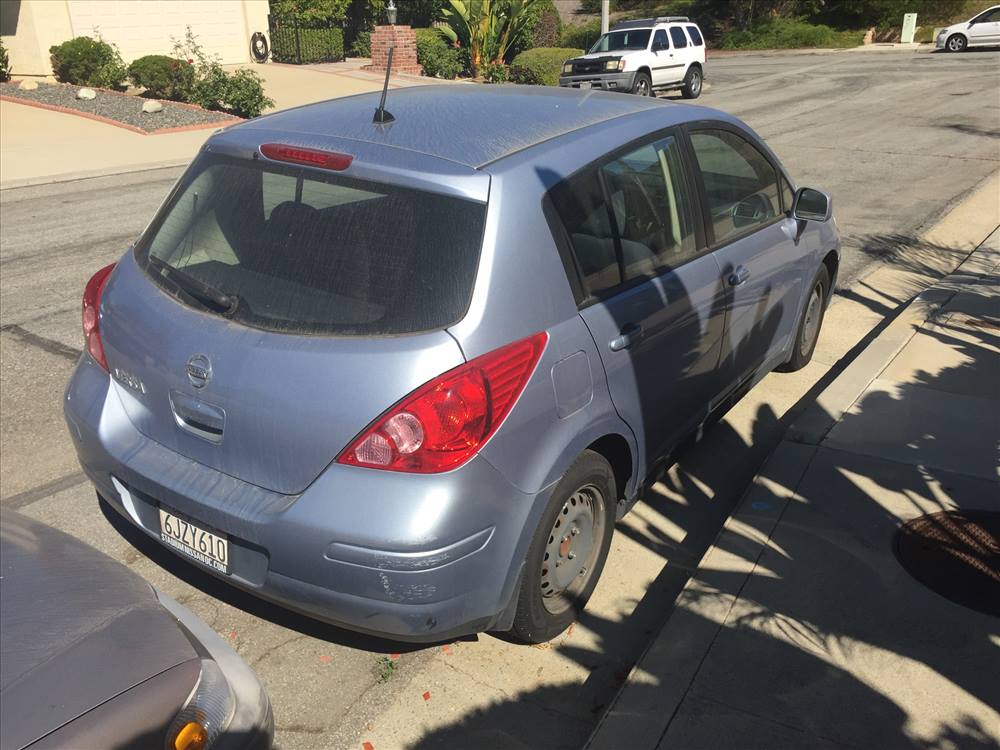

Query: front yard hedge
<box><xmin>510</xmin><ymin>47</ymin><xmax>582</xmax><ymax>86</ymax></box>
<box><xmin>415</xmin><ymin>28</ymin><xmax>467</xmax><ymax>79</ymax></box>
<box><xmin>49</xmin><ymin>36</ymin><xmax>127</xmax><ymax>89</ymax></box>
<box><xmin>127</xmin><ymin>55</ymin><xmax>195</xmax><ymax>100</ymax></box>
<box><xmin>271</xmin><ymin>25</ymin><xmax>345</xmax><ymax>63</ymax></box>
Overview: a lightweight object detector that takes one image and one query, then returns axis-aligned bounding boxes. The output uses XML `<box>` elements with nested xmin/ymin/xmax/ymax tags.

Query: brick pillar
<box><xmin>362</xmin><ymin>25</ymin><xmax>423</xmax><ymax>76</ymax></box>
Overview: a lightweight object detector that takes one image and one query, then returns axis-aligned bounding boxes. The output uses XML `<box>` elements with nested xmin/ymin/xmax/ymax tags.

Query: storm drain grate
<box><xmin>894</xmin><ymin>510</ymin><xmax>1000</xmax><ymax>617</ymax></box>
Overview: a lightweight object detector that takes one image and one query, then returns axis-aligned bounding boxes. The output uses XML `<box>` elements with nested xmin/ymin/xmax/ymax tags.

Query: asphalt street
<box><xmin>1</xmin><ymin>47</ymin><xmax>998</xmax><ymax>749</ymax></box>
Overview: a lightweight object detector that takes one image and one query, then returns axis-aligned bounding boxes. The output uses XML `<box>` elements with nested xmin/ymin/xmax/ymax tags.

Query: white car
<box><xmin>936</xmin><ymin>4</ymin><xmax>1000</xmax><ymax>51</ymax></box>
<box><xmin>559</xmin><ymin>16</ymin><xmax>706</xmax><ymax>98</ymax></box>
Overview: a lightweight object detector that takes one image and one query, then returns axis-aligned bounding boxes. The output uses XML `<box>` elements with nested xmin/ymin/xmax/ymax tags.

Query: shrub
<box><xmin>173</xmin><ymin>29</ymin><xmax>274</xmax><ymax>118</ymax></box>
<box><xmin>127</xmin><ymin>54</ymin><xmax>195</xmax><ymax>100</ymax></box>
<box><xmin>561</xmin><ymin>20</ymin><xmax>602</xmax><ymax>52</ymax></box>
<box><xmin>720</xmin><ymin>18</ymin><xmax>865</xmax><ymax>50</ymax></box>
<box><xmin>49</xmin><ymin>36</ymin><xmax>127</xmax><ymax>89</ymax></box>
<box><xmin>271</xmin><ymin>25</ymin><xmax>345</xmax><ymax>63</ymax></box>
<box><xmin>508</xmin><ymin>0</ymin><xmax>562</xmax><ymax>58</ymax></box>
<box><xmin>415</xmin><ymin>27</ymin><xmax>466</xmax><ymax>79</ymax></box>
<box><xmin>480</xmin><ymin>61</ymin><xmax>509</xmax><ymax>83</ymax></box>
<box><xmin>350</xmin><ymin>30</ymin><xmax>372</xmax><ymax>57</ymax></box>
<box><xmin>510</xmin><ymin>46</ymin><xmax>581</xmax><ymax>86</ymax></box>
<box><xmin>0</xmin><ymin>40</ymin><xmax>11</xmax><ymax>82</ymax></box>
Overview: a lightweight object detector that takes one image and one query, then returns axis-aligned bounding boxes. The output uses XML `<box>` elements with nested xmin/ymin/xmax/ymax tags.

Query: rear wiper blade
<box><xmin>147</xmin><ymin>256</ymin><xmax>238</xmax><ymax>314</ymax></box>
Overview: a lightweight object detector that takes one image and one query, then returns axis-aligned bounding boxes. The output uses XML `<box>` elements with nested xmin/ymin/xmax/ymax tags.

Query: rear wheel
<box><xmin>946</xmin><ymin>34</ymin><xmax>967</xmax><ymax>52</ymax></box>
<box><xmin>778</xmin><ymin>265</ymin><xmax>829</xmax><ymax>372</ymax></box>
<box><xmin>681</xmin><ymin>65</ymin><xmax>703</xmax><ymax>99</ymax></box>
<box><xmin>631</xmin><ymin>71</ymin><xmax>652</xmax><ymax>96</ymax></box>
<box><xmin>509</xmin><ymin>451</ymin><xmax>616</xmax><ymax>643</ymax></box>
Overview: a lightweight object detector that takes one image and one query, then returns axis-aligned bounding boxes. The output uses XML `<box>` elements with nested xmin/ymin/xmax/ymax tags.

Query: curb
<box><xmin>0</xmin><ymin>94</ymin><xmax>237</xmax><ymax>135</ymax></box>
<box><xmin>0</xmin><ymin>160</ymin><xmax>191</xmax><ymax>190</ymax></box>
<box><xmin>584</xmin><ymin>233</ymin><xmax>999</xmax><ymax>750</ymax></box>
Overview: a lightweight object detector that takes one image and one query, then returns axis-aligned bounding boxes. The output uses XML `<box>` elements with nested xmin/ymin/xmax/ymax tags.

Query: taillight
<box><xmin>82</xmin><ymin>263</ymin><xmax>116</xmax><ymax>371</ymax></box>
<box><xmin>338</xmin><ymin>332</ymin><xmax>548</xmax><ymax>473</ymax></box>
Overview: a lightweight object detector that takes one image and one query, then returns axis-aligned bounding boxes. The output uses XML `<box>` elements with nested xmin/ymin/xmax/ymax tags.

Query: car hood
<box><xmin>0</xmin><ymin>512</ymin><xmax>198</xmax><ymax>750</ymax></box>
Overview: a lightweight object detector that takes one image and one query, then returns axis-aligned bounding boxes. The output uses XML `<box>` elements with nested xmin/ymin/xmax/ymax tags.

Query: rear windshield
<box><xmin>133</xmin><ymin>153</ymin><xmax>487</xmax><ymax>336</ymax></box>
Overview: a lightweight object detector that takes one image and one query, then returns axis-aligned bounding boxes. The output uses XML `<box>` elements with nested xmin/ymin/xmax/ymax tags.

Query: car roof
<box><xmin>236</xmin><ymin>85</ymin><xmax>678</xmax><ymax>169</ymax></box>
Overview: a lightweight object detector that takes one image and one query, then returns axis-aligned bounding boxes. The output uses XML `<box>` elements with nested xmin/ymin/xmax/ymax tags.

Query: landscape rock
<box><xmin>77</xmin><ymin>88</ymin><xmax>97</xmax><ymax>100</ymax></box>
<box><xmin>18</xmin><ymin>80</ymin><xmax>39</xmax><ymax>91</ymax></box>
<box><xmin>141</xmin><ymin>99</ymin><xmax>163</xmax><ymax>114</ymax></box>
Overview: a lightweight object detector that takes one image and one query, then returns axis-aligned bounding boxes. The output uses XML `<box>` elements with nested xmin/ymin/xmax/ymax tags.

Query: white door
<box><xmin>649</xmin><ymin>29</ymin><xmax>676</xmax><ymax>86</ymax></box>
<box><xmin>67</xmin><ymin>1</ymin><xmax>250</xmax><ymax>64</ymax></box>
<box><xmin>667</xmin><ymin>26</ymin><xmax>693</xmax><ymax>82</ymax></box>
<box><xmin>967</xmin><ymin>7</ymin><xmax>1000</xmax><ymax>45</ymax></box>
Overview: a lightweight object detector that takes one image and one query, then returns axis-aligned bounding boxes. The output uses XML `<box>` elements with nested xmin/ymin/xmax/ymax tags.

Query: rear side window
<box><xmin>687</xmin><ymin>26</ymin><xmax>704</xmax><ymax>46</ymax></box>
<box><xmin>690</xmin><ymin>129</ymin><xmax>781</xmax><ymax>245</ymax></box>
<box><xmin>552</xmin><ymin>135</ymin><xmax>698</xmax><ymax>298</ymax></box>
<box><xmin>134</xmin><ymin>154</ymin><xmax>486</xmax><ymax>336</ymax></box>
<box><xmin>670</xmin><ymin>27</ymin><xmax>688</xmax><ymax>48</ymax></box>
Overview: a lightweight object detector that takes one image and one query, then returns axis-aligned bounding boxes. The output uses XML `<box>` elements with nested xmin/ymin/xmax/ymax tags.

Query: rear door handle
<box><xmin>609</xmin><ymin>323</ymin><xmax>643</xmax><ymax>352</ymax></box>
<box><xmin>170</xmin><ymin>390</ymin><xmax>225</xmax><ymax>443</ymax></box>
<box><xmin>728</xmin><ymin>266</ymin><xmax>751</xmax><ymax>286</ymax></box>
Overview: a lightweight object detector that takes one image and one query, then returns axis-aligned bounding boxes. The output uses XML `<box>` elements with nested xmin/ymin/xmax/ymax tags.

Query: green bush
<box><xmin>480</xmin><ymin>61</ymin><xmax>509</xmax><ymax>83</ymax></box>
<box><xmin>49</xmin><ymin>36</ymin><xmax>127</xmax><ymax>89</ymax></box>
<box><xmin>720</xmin><ymin>18</ymin><xmax>865</xmax><ymax>49</ymax></box>
<box><xmin>0</xmin><ymin>40</ymin><xmax>11</xmax><ymax>82</ymax></box>
<box><xmin>271</xmin><ymin>25</ymin><xmax>345</xmax><ymax>63</ymax></box>
<box><xmin>561</xmin><ymin>20</ymin><xmax>602</xmax><ymax>52</ymax></box>
<box><xmin>508</xmin><ymin>0</ymin><xmax>561</xmax><ymax>58</ymax></box>
<box><xmin>415</xmin><ymin>27</ymin><xmax>466</xmax><ymax>79</ymax></box>
<box><xmin>510</xmin><ymin>46</ymin><xmax>582</xmax><ymax>86</ymax></box>
<box><xmin>127</xmin><ymin>55</ymin><xmax>195</xmax><ymax>100</ymax></box>
<box><xmin>350</xmin><ymin>30</ymin><xmax>372</xmax><ymax>57</ymax></box>
<box><xmin>173</xmin><ymin>28</ymin><xmax>274</xmax><ymax>118</ymax></box>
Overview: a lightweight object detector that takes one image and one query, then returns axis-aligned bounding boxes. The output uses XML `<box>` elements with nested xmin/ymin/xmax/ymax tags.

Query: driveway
<box><xmin>1</xmin><ymin>46</ymin><xmax>998</xmax><ymax>750</ymax></box>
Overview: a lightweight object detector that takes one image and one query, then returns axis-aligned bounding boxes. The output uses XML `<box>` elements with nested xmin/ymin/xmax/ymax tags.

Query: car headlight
<box><xmin>563</xmin><ymin>62</ymin><xmax>573</xmax><ymax>74</ymax></box>
<box><xmin>605</xmin><ymin>59</ymin><xmax>619</xmax><ymax>71</ymax></box>
<box><xmin>166</xmin><ymin>660</ymin><xmax>235</xmax><ymax>750</ymax></box>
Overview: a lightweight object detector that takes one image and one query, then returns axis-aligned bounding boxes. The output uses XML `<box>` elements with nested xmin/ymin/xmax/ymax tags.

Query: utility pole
<box><xmin>601</xmin><ymin>0</ymin><xmax>609</xmax><ymax>34</ymax></box>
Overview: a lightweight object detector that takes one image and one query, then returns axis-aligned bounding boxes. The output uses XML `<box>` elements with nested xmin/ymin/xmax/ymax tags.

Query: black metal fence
<box><xmin>268</xmin><ymin>14</ymin><xmax>345</xmax><ymax>64</ymax></box>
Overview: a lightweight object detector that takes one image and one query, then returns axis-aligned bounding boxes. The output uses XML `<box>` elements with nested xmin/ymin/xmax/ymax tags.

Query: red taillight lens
<box><xmin>82</xmin><ymin>263</ymin><xmax>116</xmax><ymax>371</ymax></box>
<box><xmin>338</xmin><ymin>332</ymin><xmax>548</xmax><ymax>473</ymax></box>
<box><xmin>259</xmin><ymin>143</ymin><xmax>353</xmax><ymax>171</ymax></box>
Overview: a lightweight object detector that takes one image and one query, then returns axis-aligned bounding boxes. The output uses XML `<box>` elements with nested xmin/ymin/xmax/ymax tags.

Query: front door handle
<box><xmin>728</xmin><ymin>266</ymin><xmax>751</xmax><ymax>287</ymax></box>
<box><xmin>609</xmin><ymin>323</ymin><xmax>643</xmax><ymax>352</ymax></box>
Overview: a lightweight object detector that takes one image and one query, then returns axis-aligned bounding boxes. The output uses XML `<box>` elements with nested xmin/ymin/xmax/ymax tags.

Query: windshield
<box><xmin>589</xmin><ymin>29</ymin><xmax>651</xmax><ymax>53</ymax></box>
<box><xmin>134</xmin><ymin>153</ymin><xmax>487</xmax><ymax>336</ymax></box>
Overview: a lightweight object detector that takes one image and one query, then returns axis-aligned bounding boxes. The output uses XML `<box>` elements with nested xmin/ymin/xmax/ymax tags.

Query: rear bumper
<box><xmin>65</xmin><ymin>356</ymin><xmax>548</xmax><ymax>642</ymax></box>
<box><xmin>559</xmin><ymin>72</ymin><xmax>636</xmax><ymax>91</ymax></box>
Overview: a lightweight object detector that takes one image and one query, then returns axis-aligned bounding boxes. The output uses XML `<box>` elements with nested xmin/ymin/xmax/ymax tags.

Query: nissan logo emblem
<box><xmin>186</xmin><ymin>354</ymin><xmax>212</xmax><ymax>389</ymax></box>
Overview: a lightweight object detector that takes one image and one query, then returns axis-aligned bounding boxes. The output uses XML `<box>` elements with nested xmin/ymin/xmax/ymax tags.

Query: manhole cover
<box><xmin>894</xmin><ymin>511</ymin><xmax>1000</xmax><ymax>617</ymax></box>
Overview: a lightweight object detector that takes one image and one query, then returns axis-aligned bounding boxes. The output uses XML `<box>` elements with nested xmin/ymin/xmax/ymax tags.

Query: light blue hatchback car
<box><xmin>65</xmin><ymin>86</ymin><xmax>839</xmax><ymax>644</ymax></box>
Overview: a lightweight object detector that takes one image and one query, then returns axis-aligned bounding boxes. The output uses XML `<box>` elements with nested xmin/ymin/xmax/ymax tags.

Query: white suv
<box><xmin>559</xmin><ymin>17</ymin><xmax>706</xmax><ymax>98</ymax></box>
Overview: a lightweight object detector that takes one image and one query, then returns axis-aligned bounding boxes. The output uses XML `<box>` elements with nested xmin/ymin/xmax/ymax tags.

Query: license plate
<box><xmin>159</xmin><ymin>508</ymin><xmax>229</xmax><ymax>573</ymax></box>
<box><xmin>578</xmin><ymin>81</ymin><xmax>593</xmax><ymax>89</ymax></box>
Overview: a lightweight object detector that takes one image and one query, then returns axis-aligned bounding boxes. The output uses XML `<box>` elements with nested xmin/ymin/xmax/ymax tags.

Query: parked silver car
<box><xmin>64</xmin><ymin>86</ymin><xmax>839</xmax><ymax>644</ymax></box>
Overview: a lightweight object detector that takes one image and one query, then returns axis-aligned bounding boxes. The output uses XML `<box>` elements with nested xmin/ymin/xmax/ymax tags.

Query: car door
<box><xmin>649</xmin><ymin>29</ymin><xmax>674</xmax><ymax>87</ymax></box>
<box><xmin>968</xmin><ymin>7</ymin><xmax>1000</xmax><ymax>44</ymax></box>
<box><xmin>668</xmin><ymin>26</ymin><xmax>693</xmax><ymax>81</ymax></box>
<box><xmin>685</xmin><ymin>125</ymin><xmax>805</xmax><ymax>396</ymax></box>
<box><xmin>551</xmin><ymin>131</ymin><xmax>728</xmax><ymax>468</ymax></box>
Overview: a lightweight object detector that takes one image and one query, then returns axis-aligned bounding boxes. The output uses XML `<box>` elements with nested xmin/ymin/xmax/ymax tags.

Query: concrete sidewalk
<box><xmin>589</xmin><ymin>230</ymin><xmax>1000</xmax><ymax>750</ymax></box>
<box><xmin>0</xmin><ymin>62</ymin><xmax>432</xmax><ymax>188</ymax></box>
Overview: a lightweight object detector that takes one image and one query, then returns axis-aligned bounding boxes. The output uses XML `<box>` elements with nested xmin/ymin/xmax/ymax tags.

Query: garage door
<box><xmin>67</xmin><ymin>0</ymin><xmax>249</xmax><ymax>64</ymax></box>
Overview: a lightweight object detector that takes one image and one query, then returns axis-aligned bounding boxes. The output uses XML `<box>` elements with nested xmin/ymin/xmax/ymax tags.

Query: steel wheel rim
<box><xmin>690</xmin><ymin>71</ymin><xmax>702</xmax><ymax>94</ymax></box>
<box><xmin>948</xmin><ymin>36</ymin><xmax>964</xmax><ymax>51</ymax></box>
<box><xmin>637</xmin><ymin>79</ymin><xmax>649</xmax><ymax>96</ymax></box>
<box><xmin>540</xmin><ymin>484</ymin><xmax>605</xmax><ymax>614</ymax></box>
<box><xmin>800</xmin><ymin>283</ymin><xmax>823</xmax><ymax>357</ymax></box>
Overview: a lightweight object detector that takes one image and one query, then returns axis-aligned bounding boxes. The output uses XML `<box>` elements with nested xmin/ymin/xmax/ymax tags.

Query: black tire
<box><xmin>250</xmin><ymin>32</ymin><xmax>270</xmax><ymax>63</ymax></box>
<box><xmin>946</xmin><ymin>34</ymin><xmax>967</xmax><ymax>52</ymax></box>
<box><xmin>681</xmin><ymin>65</ymin><xmax>703</xmax><ymax>99</ymax></box>
<box><xmin>631</xmin><ymin>71</ymin><xmax>652</xmax><ymax>96</ymax></box>
<box><xmin>778</xmin><ymin>265</ymin><xmax>830</xmax><ymax>372</ymax></box>
<box><xmin>509</xmin><ymin>450</ymin><xmax>617</xmax><ymax>644</ymax></box>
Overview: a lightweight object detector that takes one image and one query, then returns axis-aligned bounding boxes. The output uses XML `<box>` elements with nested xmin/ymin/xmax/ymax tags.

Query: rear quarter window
<box><xmin>687</xmin><ymin>26</ymin><xmax>704</xmax><ymax>46</ymax></box>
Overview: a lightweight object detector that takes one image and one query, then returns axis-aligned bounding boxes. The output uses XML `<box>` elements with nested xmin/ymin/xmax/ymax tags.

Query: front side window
<box><xmin>590</xmin><ymin>29</ymin><xmax>652</xmax><ymax>53</ymax></box>
<box><xmin>670</xmin><ymin>27</ymin><xmax>688</xmax><ymax>48</ymax></box>
<box><xmin>553</xmin><ymin>135</ymin><xmax>698</xmax><ymax>298</ymax></box>
<box><xmin>690</xmin><ymin>129</ymin><xmax>781</xmax><ymax>245</ymax></box>
<box><xmin>687</xmin><ymin>26</ymin><xmax>704</xmax><ymax>46</ymax></box>
<box><xmin>134</xmin><ymin>154</ymin><xmax>487</xmax><ymax>336</ymax></box>
<box><xmin>653</xmin><ymin>29</ymin><xmax>669</xmax><ymax>50</ymax></box>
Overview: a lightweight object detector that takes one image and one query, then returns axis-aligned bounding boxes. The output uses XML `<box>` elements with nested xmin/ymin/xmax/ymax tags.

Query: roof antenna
<box><xmin>373</xmin><ymin>46</ymin><xmax>395</xmax><ymax>124</ymax></box>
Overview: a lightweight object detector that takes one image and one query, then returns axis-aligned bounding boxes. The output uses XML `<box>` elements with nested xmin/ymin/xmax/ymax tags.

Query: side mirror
<box><xmin>792</xmin><ymin>187</ymin><xmax>832</xmax><ymax>222</ymax></box>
